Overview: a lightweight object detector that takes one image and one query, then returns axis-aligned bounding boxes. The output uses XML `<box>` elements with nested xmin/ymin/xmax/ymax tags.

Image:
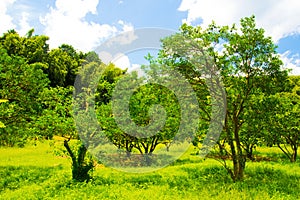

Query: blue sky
<box><xmin>1</xmin><ymin>0</ymin><xmax>300</xmax><ymax>74</ymax></box>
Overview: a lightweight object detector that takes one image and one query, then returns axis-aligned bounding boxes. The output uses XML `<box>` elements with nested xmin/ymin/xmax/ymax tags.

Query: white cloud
<box><xmin>0</xmin><ymin>0</ymin><xmax>16</xmax><ymax>34</ymax></box>
<box><xmin>112</xmin><ymin>53</ymin><xmax>131</xmax><ymax>69</ymax></box>
<box><xmin>98</xmin><ymin>51</ymin><xmax>114</xmax><ymax>65</ymax></box>
<box><xmin>118</xmin><ymin>20</ymin><xmax>134</xmax><ymax>32</ymax></box>
<box><xmin>40</xmin><ymin>0</ymin><xmax>132</xmax><ymax>51</ymax></box>
<box><xmin>280</xmin><ymin>51</ymin><xmax>300</xmax><ymax>75</ymax></box>
<box><xmin>178</xmin><ymin>0</ymin><xmax>300</xmax><ymax>42</ymax></box>
<box><xmin>19</xmin><ymin>12</ymin><xmax>31</xmax><ymax>36</ymax></box>
<box><xmin>105</xmin><ymin>22</ymin><xmax>137</xmax><ymax>47</ymax></box>
<box><xmin>110</xmin><ymin>53</ymin><xmax>144</xmax><ymax>77</ymax></box>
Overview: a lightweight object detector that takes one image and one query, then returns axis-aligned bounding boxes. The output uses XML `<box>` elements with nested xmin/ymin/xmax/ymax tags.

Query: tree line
<box><xmin>0</xmin><ymin>15</ymin><xmax>299</xmax><ymax>182</ymax></box>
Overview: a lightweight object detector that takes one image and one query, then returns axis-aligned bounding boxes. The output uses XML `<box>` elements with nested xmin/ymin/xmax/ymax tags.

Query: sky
<box><xmin>1</xmin><ymin>0</ymin><xmax>300</xmax><ymax>74</ymax></box>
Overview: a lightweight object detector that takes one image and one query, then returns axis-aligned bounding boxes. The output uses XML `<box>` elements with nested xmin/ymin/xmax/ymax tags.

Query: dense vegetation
<box><xmin>0</xmin><ymin>15</ymin><xmax>300</xmax><ymax>196</ymax></box>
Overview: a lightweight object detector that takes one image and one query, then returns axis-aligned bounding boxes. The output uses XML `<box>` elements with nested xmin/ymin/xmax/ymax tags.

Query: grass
<box><xmin>0</xmin><ymin>141</ymin><xmax>300</xmax><ymax>199</ymax></box>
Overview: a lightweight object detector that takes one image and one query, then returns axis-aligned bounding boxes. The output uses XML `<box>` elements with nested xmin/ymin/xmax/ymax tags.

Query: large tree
<box><xmin>158</xmin><ymin>16</ymin><xmax>288</xmax><ymax>181</ymax></box>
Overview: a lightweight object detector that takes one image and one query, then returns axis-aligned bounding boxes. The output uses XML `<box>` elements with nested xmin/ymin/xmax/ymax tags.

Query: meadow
<box><xmin>0</xmin><ymin>140</ymin><xmax>300</xmax><ymax>200</ymax></box>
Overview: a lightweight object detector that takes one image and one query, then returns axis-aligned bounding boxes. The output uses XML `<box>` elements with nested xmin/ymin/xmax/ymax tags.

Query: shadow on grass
<box><xmin>91</xmin><ymin>173</ymin><xmax>164</xmax><ymax>189</ymax></box>
<box><xmin>241</xmin><ymin>167</ymin><xmax>300</xmax><ymax>196</ymax></box>
<box><xmin>174</xmin><ymin>165</ymin><xmax>300</xmax><ymax>197</ymax></box>
<box><xmin>0</xmin><ymin>165</ymin><xmax>64</xmax><ymax>191</ymax></box>
<box><xmin>99</xmin><ymin>153</ymin><xmax>174</xmax><ymax>167</ymax></box>
<box><xmin>3</xmin><ymin>162</ymin><xmax>299</xmax><ymax>198</ymax></box>
<box><xmin>170</xmin><ymin>157</ymin><xmax>204</xmax><ymax>166</ymax></box>
<box><xmin>254</xmin><ymin>152</ymin><xmax>291</xmax><ymax>162</ymax></box>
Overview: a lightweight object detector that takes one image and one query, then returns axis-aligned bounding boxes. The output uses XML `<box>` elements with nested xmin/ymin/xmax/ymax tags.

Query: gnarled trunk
<box><xmin>64</xmin><ymin>140</ymin><xmax>94</xmax><ymax>182</ymax></box>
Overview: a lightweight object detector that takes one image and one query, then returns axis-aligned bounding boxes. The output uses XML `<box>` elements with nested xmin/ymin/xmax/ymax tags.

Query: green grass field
<box><xmin>0</xmin><ymin>141</ymin><xmax>300</xmax><ymax>200</ymax></box>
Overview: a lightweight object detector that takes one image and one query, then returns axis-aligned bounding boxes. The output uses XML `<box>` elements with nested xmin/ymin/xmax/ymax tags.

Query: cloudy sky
<box><xmin>1</xmin><ymin>0</ymin><xmax>300</xmax><ymax>74</ymax></box>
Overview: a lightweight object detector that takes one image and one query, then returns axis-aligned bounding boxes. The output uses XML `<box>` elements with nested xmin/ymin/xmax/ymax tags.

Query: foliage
<box><xmin>0</xmin><ymin>29</ymin><xmax>94</xmax><ymax>146</ymax></box>
<box><xmin>158</xmin><ymin>15</ymin><xmax>288</xmax><ymax>181</ymax></box>
<box><xmin>0</xmin><ymin>99</ymin><xmax>8</xmax><ymax>128</ymax></box>
<box><xmin>261</xmin><ymin>76</ymin><xmax>300</xmax><ymax>162</ymax></box>
<box><xmin>95</xmin><ymin>65</ymin><xmax>184</xmax><ymax>164</ymax></box>
<box><xmin>95</xmin><ymin>63</ymin><xmax>126</xmax><ymax>105</ymax></box>
<box><xmin>0</xmin><ymin>29</ymin><xmax>49</xmax><ymax>64</ymax></box>
<box><xmin>46</xmin><ymin>46</ymin><xmax>83</xmax><ymax>87</ymax></box>
<box><xmin>0</xmin><ymin>48</ymin><xmax>49</xmax><ymax>146</ymax></box>
<box><xmin>0</xmin><ymin>19</ymin><xmax>298</xmax><ymax>187</ymax></box>
<box><xmin>0</xmin><ymin>29</ymin><xmax>98</xmax><ymax>180</ymax></box>
<box><xmin>30</xmin><ymin>86</ymin><xmax>75</xmax><ymax>139</ymax></box>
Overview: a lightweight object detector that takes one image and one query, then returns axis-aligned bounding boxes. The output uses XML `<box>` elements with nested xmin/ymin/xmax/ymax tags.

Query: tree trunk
<box><xmin>245</xmin><ymin>144</ymin><xmax>254</xmax><ymax>161</ymax></box>
<box><xmin>144</xmin><ymin>153</ymin><xmax>152</xmax><ymax>166</ymax></box>
<box><xmin>233</xmin><ymin>154</ymin><xmax>245</xmax><ymax>181</ymax></box>
<box><xmin>166</xmin><ymin>143</ymin><xmax>170</xmax><ymax>152</ymax></box>
<box><xmin>233</xmin><ymin>111</ymin><xmax>246</xmax><ymax>181</ymax></box>
<box><xmin>125</xmin><ymin>141</ymin><xmax>133</xmax><ymax>157</ymax></box>
<box><xmin>225</xmin><ymin>114</ymin><xmax>245</xmax><ymax>182</ymax></box>
<box><xmin>291</xmin><ymin>145</ymin><xmax>297</xmax><ymax>162</ymax></box>
<box><xmin>64</xmin><ymin>140</ymin><xmax>93</xmax><ymax>182</ymax></box>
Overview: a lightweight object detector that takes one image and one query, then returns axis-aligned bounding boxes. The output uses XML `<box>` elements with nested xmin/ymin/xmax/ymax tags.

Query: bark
<box><xmin>291</xmin><ymin>145</ymin><xmax>297</xmax><ymax>162</ymax></box>
<box><xmin>224</xmin><ymin>113</ymin><xmax>245</xmax><ymax>182</ymax></box>
<box><xmin>245</xmin><ymin>146</ymin><xmax>254</xmax><ymax>161</ymax></box>
<box><xmin>64</xmin><ymin>140</ymin><xmax>93</xmax><ymax>182</ymax></box>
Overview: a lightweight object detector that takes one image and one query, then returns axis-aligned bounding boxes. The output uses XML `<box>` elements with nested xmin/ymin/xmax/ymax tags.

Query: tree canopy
<box><xmin>0</xmin><ymin>16</ymin><xmax>298</xmax><ymax>182</ymax></box>
<box><xmin>157</xmin><ymin>15</ymin><xmax>289</xmax><ymax>181</ymax></box>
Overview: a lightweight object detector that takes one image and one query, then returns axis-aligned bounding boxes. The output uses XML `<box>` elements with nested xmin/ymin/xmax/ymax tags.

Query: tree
<box><xmin>59</xmin><ymin>44</ymin><xmax>85</xmax><ymax>86</ymax></box>
<box><xmin>44</xmin><ymin>44</ymin><xmax>86</xmax><ymax>87</ymax></box>
<box><xmin>45</xmin><ymin>48</ymin><xmax>74</xmax><ymax>87</ymax></box>
<box><xmin>105</xmin><ymin>78</ymin><xmax>181</xmax><ymax>156</ymax></box>
<box><xmin>0</xmin><ymin>48</ymin><xmax>49</xmax><ymax>146</ymax></box>
<box><xmin>63</xmin><ymin>139</ymin><xmax>94</xmax><ymax>182</ymax></box>
<box><xmin>63</xmin><ymin>58</ymin><xmax>106</xmax><ymax>181</ymax></box>
<box><xmin>158</xmin><ymin>16</ymin><xmax>288</xmax><ymax>181</ymax></box>
<box><xmin>94</xmin><ymin>60</ymin><xmax>199</xmax><ymax>167</ymax></box>
<box><xmin>0</xmin><ymin>30</ymin><xmax>84</xmax><ymax>146</ymax></box>
<box><xmin>0</xmin><ymin>29</ymin><xmax>49</xmax><ymax>64</ymax></box>
<box><xmin>95</xmin><ymin>63</ymin><xmax>126</xmax><ymax>105</ymax></box>
<box><xmin>84</xmin><ymin>51</ymin><xmax>101</xmax><ymax>65</ymax></box>
<box><xmin>262</xmin><ymin>76</ymin><xmax>300</xmax><ymax>162</ymax></box>
<box><xmin>31</xmin><ymin>86</ymin><xmax>75</xmax><ymax>139</ymax></box>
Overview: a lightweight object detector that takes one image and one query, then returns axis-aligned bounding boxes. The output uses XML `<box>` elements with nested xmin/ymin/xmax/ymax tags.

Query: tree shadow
<box><xmin>170</xmin><ymin>157</ymin><xmax>204</xmax><ymax>166</ymax></box>
<box><xmin>0</xmin><ymin>165</ymin><xmax>64</xmax><ymax>191</ymax></box>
